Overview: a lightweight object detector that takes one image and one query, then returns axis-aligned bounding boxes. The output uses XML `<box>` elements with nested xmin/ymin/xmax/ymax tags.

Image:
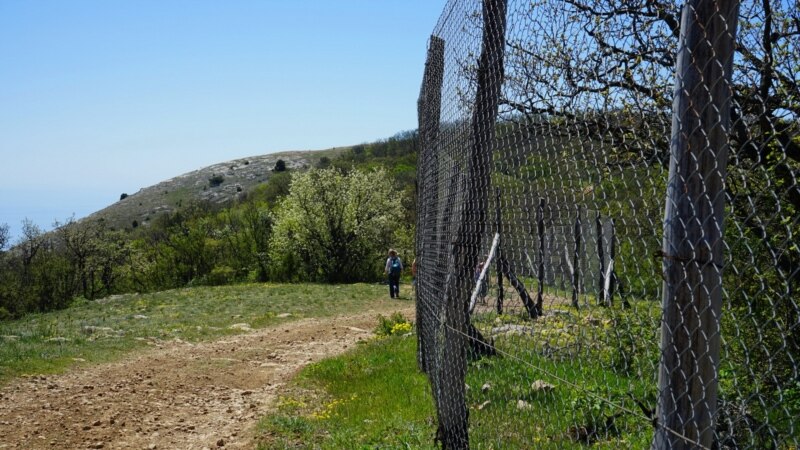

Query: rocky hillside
<box><xmin>87</xmin><ymin>149</ymin><xmax>340</xmax><ymax>231</ymax></box>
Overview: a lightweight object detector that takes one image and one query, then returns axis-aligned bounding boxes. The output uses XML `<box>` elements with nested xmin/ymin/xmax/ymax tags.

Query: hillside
<box><xmin>86</xmin><ymin>148</ymin><xmax>345</xmax><ymax>231</ymax></box>
<box><xmin>0</xmin><ymin>131</ymin><xmax>418</xmax><ymax>320</ymax></box>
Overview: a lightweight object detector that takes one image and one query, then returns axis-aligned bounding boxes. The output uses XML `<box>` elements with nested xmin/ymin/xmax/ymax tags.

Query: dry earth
<box><xmin>0</xmin><ymin>301</ymin><xmax>414</xmax><ymax>450</ymax></box>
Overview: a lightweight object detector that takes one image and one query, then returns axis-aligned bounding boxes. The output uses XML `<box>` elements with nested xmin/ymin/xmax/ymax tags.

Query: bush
<box><xmin>268</xmin><ymin>168</ymin><xmax>404</xmax><ymax>283</ymax></box>
<box><xmin>209</xmin><ymin>174</ymin><xmax>225</xmax><ymax>187</ymax></box>
<box><xmin>374</xmin><ymin>312</ymin><xmax>412</xmax><ymax>337</ymax></box>
<box><xmin>206</xmin><ymin>265</ymin><xmax>237</xmax><ymax>286</ymax></box>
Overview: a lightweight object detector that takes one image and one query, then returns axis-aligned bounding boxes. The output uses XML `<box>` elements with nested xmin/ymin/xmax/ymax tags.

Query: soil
<box><xmin>0</xmin><ymin>301</ymin><xmax>414</xmax><ymax>450</ymax></box>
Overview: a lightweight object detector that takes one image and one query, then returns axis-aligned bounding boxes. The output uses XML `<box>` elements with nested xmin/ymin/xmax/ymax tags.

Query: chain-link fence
<box><xmin>415</xmin><ymin>0</ymin><xmax>799</xmax><ymax>448</ymax></box>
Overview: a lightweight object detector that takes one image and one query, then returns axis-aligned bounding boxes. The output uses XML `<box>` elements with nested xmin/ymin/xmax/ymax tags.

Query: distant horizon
<box><xmin>0</xmin><ymin>0</ymin><xmax>444</xmax><ymax>243</ymax></box>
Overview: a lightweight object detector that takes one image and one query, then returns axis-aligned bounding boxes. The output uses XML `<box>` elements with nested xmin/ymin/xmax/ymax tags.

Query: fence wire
<box><xmin>415</xmin><ymin>0</ymin><xmax>799</xmax><ymax>448</ymax></box>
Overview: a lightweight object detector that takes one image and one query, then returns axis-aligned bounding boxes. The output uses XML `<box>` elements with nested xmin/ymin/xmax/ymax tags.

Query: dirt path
<box><xmin>0</xmin><ymin>301</ymin><xmax>414</xmax><ymax>450</ymax></box>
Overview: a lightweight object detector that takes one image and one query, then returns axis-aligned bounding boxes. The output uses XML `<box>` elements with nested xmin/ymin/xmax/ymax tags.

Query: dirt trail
<box><xmin>0</xmin><ymin>301</ymin><xmax>414</xmax><ymax>450</ymax></box>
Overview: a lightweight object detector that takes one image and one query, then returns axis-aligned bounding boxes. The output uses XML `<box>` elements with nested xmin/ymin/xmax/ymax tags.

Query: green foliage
<box><xmin>208</xmin><ymin>174</ymin><xmax>224</xmax><ymax>187</ymax></box>
<box><xmin>269</xmin><ymin>168</ymin><xmax>405</xmax><ymax>283</ymax></box>
<box><xmin>272</xmin><ymin>159</ymin><xmax>287</xmax><ymax>172</ymax></box>
<box><xmin>249</xmin><ymin>171</ymin><xmax>291</xmax><ymax>205</ymax></box>
<box><xmin>374</xmin><ymin>312</ymin><xmax>412</xmax><ymax>337</ymax></box>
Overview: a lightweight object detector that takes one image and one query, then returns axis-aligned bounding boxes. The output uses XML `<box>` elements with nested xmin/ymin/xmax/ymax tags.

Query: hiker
<box><xmin>384</xmin><ymin>249</ymin><xmax>403</xmax><ymax>299</ymax></box>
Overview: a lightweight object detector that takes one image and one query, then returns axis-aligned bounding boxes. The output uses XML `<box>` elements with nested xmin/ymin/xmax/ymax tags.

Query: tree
<box><xmin>273</xmin><ymin>159</ymin><xmax>287</xmax><ymax>172</ymax></box>
<box><xmin>0</xmin><ymin>223</ymin><xmax>9</xmax><ymax>251</ymax></box>
<box><xmin>269</xmin><ymin>168</ymin><xmax>404</xmax><ymax>283</ymax></box>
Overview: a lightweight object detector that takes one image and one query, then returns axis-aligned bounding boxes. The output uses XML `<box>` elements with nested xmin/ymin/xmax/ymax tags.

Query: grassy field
<box><xmin>255</xmin><ymin>303</ymin><xmax>661</xmax><ymax>449</ymax></box>
<box><xmin>0</xmin><ymin>283</ymin><xmax>390</xmax><ymax>385</ymax></box>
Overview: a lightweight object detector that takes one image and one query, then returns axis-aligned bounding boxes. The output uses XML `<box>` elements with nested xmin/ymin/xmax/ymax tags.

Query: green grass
<box><xmin>256</xmin><ymin>334</ymin><xmax>437</xmax><ymax>449</ymax></box>
<box><xmin>0</xmin><ymin>283</ymin><xmax>388</xmax><ymax>385</ymax></box>
<box><xmin>257</xmin><ymin>302</ymin><xmax>661</xmax><ymax>449</ymax></box>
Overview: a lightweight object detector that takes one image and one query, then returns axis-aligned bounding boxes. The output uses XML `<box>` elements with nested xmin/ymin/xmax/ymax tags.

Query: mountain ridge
<box><xmin>85</xmin><ymin>147</ymin><xmax>345</xmax><ymax>231</ymax></box>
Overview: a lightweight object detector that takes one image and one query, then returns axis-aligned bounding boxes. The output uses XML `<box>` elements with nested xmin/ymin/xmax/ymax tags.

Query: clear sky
<box><xmin>0</xmin><ymin>0</ymin><xmax>445</xmax><ymax>242</ymax></box>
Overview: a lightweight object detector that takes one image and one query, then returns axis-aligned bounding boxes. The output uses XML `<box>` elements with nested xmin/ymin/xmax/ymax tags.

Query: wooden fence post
<box><xmin>572</xmin><ymin>206</ymin><xmax>581</xmax><ymax>309</ymax></box>
<box><xmin>495</xmin><ymin>188</ymin><xmax>504</xmax><ymax>314</ymax></box>
<box><xmin>651</xmin><ymin>1</ymin><xmax>739</xmax><ymax>448</ymax></box>
<box><xmin>536</xmin><ymin>198</ymin><xmax>546</xmax><ymax>314</ymax></box>
<box><xmin>606</xmin><ymin>218</ymin><xmax>616</xmax><ymax>306</ymax></box>
<box><xmin>596</xmin><ymin>213</ymin><xmax>605</xmax><ymax>306</ymax></box>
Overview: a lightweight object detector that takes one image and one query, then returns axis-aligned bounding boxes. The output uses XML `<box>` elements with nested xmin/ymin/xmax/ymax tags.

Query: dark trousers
<box><xmin>388</xmin><ymin>274</ymin><xmax>400</xmax><ymax>298</ymax></box>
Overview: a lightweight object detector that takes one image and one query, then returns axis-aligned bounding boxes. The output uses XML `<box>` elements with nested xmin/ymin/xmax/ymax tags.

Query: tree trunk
<box><xmin>651</xmin><ymin>1</ymin><xmax>739</xmax><ymax>449</ymax></box>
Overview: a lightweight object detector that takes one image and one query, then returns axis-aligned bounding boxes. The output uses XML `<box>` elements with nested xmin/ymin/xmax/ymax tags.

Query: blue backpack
<box><xmin>389</xmin><ymin>257</ymin><xmax>402</xmax><ymax>276</ymax></box>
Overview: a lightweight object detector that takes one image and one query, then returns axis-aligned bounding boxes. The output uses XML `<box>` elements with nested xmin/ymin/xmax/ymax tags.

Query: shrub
<box><xmin>209</xmin><ymin>174</ymin><xmax>225</xmax><ymax>187</ymax></box>
<box><xmin>207</xmin><ymin>265</ymin><xmax>236</xmax><ymax>286</ymax></box>
<box><xmin>374</xmin><ymin>312</ymin><xmax>412</xmax><ymax>337</ymax></box>
<box><xmin>120</xmin><ymin>193</ymin><xmax>129</xmax><ymax>200</ymax></box>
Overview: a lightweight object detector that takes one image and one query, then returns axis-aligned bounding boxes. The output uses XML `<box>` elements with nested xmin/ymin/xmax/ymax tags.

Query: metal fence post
<box><xmin>416</xmin><ymin>35</ymin><xmax>445</xmax><ymax>375</ymax></box>
<box><xmin>652</xmin><ymin>1</ymin><xmax>739</xmax><ymax>448</ymax></box>
<box><xmin>438</xmin><ymin>0</ymin><xmax>507</xmax><ymax>447</ymax></box>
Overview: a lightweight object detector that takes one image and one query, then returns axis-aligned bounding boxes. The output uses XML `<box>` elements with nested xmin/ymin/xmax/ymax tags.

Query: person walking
<box><xmin>384</xmin><ymin>249</ymin><xmax>403</xmax><ymax>299</ymax></box>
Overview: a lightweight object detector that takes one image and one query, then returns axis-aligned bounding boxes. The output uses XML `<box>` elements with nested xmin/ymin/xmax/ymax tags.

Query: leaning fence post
<box><xmin>572</xmin><ymin>206</ymin><xmax>581</xmax><ymax>309</ymax></box>
<box><xmin>651</xmin><ymin>1</ymin><xmax>739</xmax><ymax>449</ymax></box>
<box><xmin>415</xmin><ymin>35</ymin><xmax>445</xmax><ymax>375</ymax></box>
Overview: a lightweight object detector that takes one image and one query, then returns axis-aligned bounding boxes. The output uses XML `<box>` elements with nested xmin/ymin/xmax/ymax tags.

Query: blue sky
<box><xmin>0</xmin><ymin>0</ymin><xmax>444</xmax><ymax>242</ymax></box>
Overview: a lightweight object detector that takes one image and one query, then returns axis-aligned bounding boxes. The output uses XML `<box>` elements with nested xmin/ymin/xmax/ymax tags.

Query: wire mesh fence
<box><xmin>415</xmin><ymin>0</ymin><xmax>799</xmax><ymax>448</ymax></box>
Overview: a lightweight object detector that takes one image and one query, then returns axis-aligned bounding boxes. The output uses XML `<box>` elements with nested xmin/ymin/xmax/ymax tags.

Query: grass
<box><xmin>0</xmin><ymin>282</ymin><xmax>389</xmax><ymax>385</ymax></box>
<box><xmin>256</xmin><ymin>302</ymin><xmax>661</xmax><ymax>449</ymax></box>
<box><xmin>256</xmin><ymin>332</ymin><xmax>437</xmax><ymax>449</ymax></box>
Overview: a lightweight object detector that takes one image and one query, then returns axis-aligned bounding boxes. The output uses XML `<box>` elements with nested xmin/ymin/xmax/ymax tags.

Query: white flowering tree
<box><xmin>269</xmin><ymin>168</ymin><xmax>405</xmax><ymax>282</ymax></box>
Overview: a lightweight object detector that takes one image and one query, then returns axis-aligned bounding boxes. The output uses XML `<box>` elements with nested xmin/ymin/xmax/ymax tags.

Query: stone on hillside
<box><xmin>229</xmin><ymin>323</ymin><xmax>252</xmax><ymax>331</ymax></box>
<box><xmin>478</xmin><ymin>400</ymin><xmax>491</xmax><ymax>410</ymax></box>
<box><xmin>531</xmin><ymin>380</ymin><xmax>556</xmax><ymax>392</ymax></box>
<box><xmin>481</xmin><ymin>383</ymin><xmax>492</xmax><ymax>393</ymax></box>
<box><xmin>276</xmin><ymin>313</ymin><xmax>292</xmax><ymax>318</ymax></box>
<box><xmin>516</xmin><ymin>399</ymin><xmax>533</xmax><ymax>410</ymax></box>
<box><xmin>133</xmin><ymin>314</ymin><xmax>149</xmax><ymax>320</ymax></box>
<box><xmin>1</xmin><ymin>335</ymin><xmax>19</xmax><ymax>341</ymax></box>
